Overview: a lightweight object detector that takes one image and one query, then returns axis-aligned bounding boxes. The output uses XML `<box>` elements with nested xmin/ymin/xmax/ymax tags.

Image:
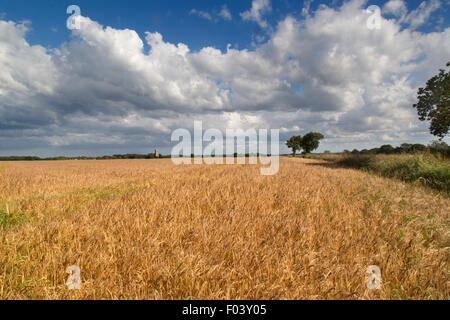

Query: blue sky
<box><xmin>2</xmin><ymin>0</ymin><xmax>446</xmax><ymax>51</ymax></box>
<box><xmin>0</xmin><ymin>0</ymin><xmax>449</xmax><ymax>157</ymax></box>
<box><xmin>1</xmin><ymin>0</ymin><xmax>278</xmax><ymax>51</ymax></box>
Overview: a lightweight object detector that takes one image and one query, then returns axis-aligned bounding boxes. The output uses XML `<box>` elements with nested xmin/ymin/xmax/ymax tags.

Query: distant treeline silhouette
<box><xmin>337</xmin><ymin>141</ymin><xmax>449</xmax><ymax>157</ymax></box>
<box><xmin>0</xmin><ymin>153</ymin><xmax>168</xmax><ymax>161</ymax></box>
<box><xmin>1</xmin><ymin>141</ymin><xmax>448</xmax><ymax>161</ymax></box>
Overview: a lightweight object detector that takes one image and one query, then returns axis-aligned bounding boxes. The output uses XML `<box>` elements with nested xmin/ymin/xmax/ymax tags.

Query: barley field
<box><xmin>0</xmin><ymin>158</ymin><xmax>448</xmax><ymax>299</ymax></box>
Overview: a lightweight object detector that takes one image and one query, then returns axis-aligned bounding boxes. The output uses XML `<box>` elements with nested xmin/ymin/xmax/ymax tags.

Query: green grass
<box><xmin>0</xmin><ymin>206</ymin><xmax>29</xmax><ymax>231</ymax></box>
<box><xmin>308</xmin><ymin>153</ymin><xmax>450</xmax><ymax>193</ymax></box>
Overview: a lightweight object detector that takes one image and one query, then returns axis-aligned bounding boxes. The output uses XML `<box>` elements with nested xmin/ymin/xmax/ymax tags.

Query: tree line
<box><xmin>340</xmin><ymin>141</ymin><xmax>450</xmax><ymax>156</ymax></box>
<box><xmin>0</xmin><ymin>153</ymin><xmax>166</xmax><ymax>161</ymax></box>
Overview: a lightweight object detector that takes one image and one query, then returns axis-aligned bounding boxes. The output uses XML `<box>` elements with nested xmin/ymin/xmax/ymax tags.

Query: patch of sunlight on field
<box><xmin>0</xmin><ymin>158</ymin><xmax>448</xmax><ymax>299</ymax></box>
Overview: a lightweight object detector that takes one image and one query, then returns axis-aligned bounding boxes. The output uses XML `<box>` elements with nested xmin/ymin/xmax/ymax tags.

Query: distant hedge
<box><xmin>0</xmin><ymin>153</ymin><xmax>167</xmax><ymax>161</ymax></box>
<box><xmin>342</xmin><ymin>142</ymin><xmax>449</xmax><ymax>157</ymax></box>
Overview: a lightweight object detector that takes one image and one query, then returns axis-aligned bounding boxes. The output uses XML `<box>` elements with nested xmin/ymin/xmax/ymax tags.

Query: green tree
<box><xmin>299</xmin><ymin>132</ymin><xmax>324</xmax><ymax>154</ymax></box>
<box><xmin>400</xmin><ymin>143</ymin><xmax>413</xmax><ymax>153</ymax></box>
<box><xmin>360</xmin><ymin>149</ymin><xmax>370</xmax><ymax>154</ymax></box>
<box><xmin>378</xmin><ymin>144</ymin><xmax>395</xmax><ymax>154</ymax></box>
<box><xmin>413</xmin><ymin>61</ymin><xmax>450</xmax><ymax>140</ymax></box>
<box><xmin>429</xmin><ymin>140</ymin><xmax>449</xmax><ymax>151</ymax></box>
<box><xmin>286</xmin><ymin>135</ymin><xmax>303</xmax><ymax>157</ymax></box>
<box><xmin>412</xmin><ymin>144</ymin><xmax>426</xmax><ymax>152</ymax></box>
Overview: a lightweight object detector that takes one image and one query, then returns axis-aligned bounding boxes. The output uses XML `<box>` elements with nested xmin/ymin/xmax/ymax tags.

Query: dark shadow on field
<box><xmin>302</xmin><ymin>161</ymin><xmax>350</xmax><ymax>170</ymax></box>
<box><xmin>286</xmin><ymin>156</ymin><xmax>355</xmax><ymax>170</ymax></box>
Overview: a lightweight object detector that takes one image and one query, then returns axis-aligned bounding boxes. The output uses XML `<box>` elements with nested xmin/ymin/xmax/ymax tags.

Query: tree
<box><xmin>286</xmin><ymin>135</ymin><xmax>302</xmax><ymax>157</ymax></box>
<box><xmin>378</xmin><ymin>144</ymin><xmax>395</xmax><ymax>154</ymax></box>
<box><xmin>429</xmin><ymin>140</ymin><xmax>449</xmax><ymax>156</ymax></box>
<box><xmin>299</xmin><ymin>132</ymin><xmax>324</xmax><ymax>154</ymax></box>
<box><xmin>413</xmin><ymin>61</ymin><xmax>450</xmax><ymax>140</ymax></box>
<box><xmin>429</xmin><ymin>140</ymin><xmax>449</xmax><ymax>151</ymax></box>
<box><xmin>400</xmin><ymin>143</ymin><xmax>413</xmax><ymax>153</ymax></box>
<box><xmin>412</xmin><ymin>144</ymin><xmax>426</xmax><ymax>152</ymax></box>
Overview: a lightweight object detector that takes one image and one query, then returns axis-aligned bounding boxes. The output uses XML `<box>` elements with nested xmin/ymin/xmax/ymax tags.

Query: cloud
<box><xmin>189</xmin><ymin>9</ymin><xmax>212</xmax><ymax>21</ymax></box>
<box><xmin>383</xmin><ymin>0</ymin><xmax>408</xmax><ymax>17</ymax></box>
<box><xmin>190</xmin><ymin>5</ymin><xmax>232</xmax><ymax>22</ymax></box>
<box><xmin>384</xmin><ymin>0</ymin><xmax>442</xmax><ymax>29</ymax></box>
<box><xmin>0</xmin><ymin>0</ymin><xmax>449</xmax><ymax>156</ymax></box>
<box><xmin>403</xmin><ymin>0</ymin><xmax>441</xmax><ymax>29</ymax></box>
<box><xmin>219</xmin><ymin>5</ymin><xmax>232</xmax><ymax>21</ymax></box>
<box><xmin>302</xmin><ymin>0</ymin><xmax>315</xmax><ymax>16</ymax></box>
<box><xmin>240</xmin><ymin>0</ymin><xmax>272</xmax><ymax>28</ymax></box>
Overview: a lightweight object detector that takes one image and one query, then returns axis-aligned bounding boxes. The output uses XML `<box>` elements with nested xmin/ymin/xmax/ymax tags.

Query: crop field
<box><xmin>0</xmin><ymin>158</ymin><xmax>448</xmax><ymax>299</ymax></box>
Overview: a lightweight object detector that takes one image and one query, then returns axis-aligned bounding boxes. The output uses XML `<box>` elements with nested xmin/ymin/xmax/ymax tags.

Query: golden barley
<box><xmin>0</xmin><ymin>158</ymin><xmax>448</xmax><ymax>299</ymax></box>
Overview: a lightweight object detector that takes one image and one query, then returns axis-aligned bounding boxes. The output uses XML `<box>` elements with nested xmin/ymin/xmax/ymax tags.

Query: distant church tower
<box><xmin>155</xmin><ymin>149</ymin><xmax>159</xmax><ymax>158</ymax></box>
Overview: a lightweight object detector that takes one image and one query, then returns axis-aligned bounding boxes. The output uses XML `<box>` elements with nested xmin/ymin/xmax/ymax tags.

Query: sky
<box><xmin>0</xmin><ymin>0</ymin><xmax>449</xmax><ymax>157</ymax></box>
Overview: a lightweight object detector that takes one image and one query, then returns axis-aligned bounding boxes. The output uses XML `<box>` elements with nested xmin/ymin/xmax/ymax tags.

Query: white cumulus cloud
<box><xmin>240</xmin><ymin>0</ymin><xmax>272</xmax><ymax>28</ymax></box>
<box><xmin>0</xmin><ymin>0</ymin><xmax>449</xmax><ymax>156</ymax></box>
